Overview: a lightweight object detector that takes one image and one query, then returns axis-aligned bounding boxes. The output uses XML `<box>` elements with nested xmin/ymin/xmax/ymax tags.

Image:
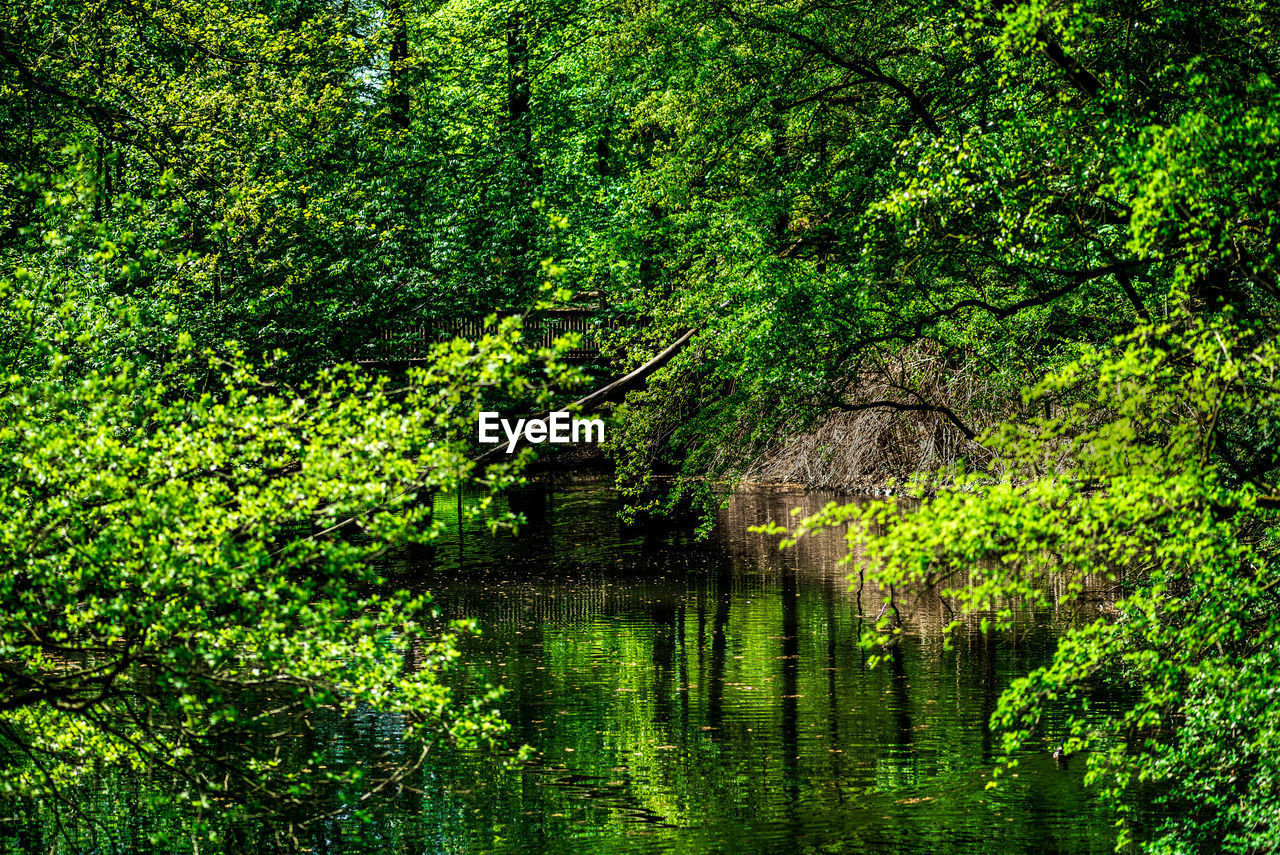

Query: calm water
<box><xmin>386</xmin><ymin>480</ymin><xmax>1119</xmax><ymax>855</ymax></box>
<box><xmin>2</xmin><ymin>481</ymin><xmax>1121</xmax><ymax>853</ymax></box>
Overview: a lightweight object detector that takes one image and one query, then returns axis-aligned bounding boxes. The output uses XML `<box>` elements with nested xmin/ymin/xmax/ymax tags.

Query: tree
<box><xmin>586</xmin><ymin>0</ymin><xmax>1280</xmax><ymax>848</ymax></box>
<box><xmin>588</xmin><ymin>0</ymin><xmax>1279</xmax><ymax>504</ymax></box>
<box><xmin>779</xmin><ymin>314</ymin><xmax>1280</xmax><ymax>851</ymax></box>
<box><xmin>0</xmin><ymin>204</ymin><xmax>576</xmax><ymax>840</ymax></box>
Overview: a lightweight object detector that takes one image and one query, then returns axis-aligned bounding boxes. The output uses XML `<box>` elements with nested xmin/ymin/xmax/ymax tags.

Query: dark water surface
<box><xmin>386</xmin><ymin>481</ymin><xmax>1118</xmax><ymax>855</ymax></box>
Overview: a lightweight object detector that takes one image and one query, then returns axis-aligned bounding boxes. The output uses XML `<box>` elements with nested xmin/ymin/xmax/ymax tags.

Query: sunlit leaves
<box><xmin>794</xmin><ymin>315</ymin><xmax>1280</xmax><ymax>851</ymax></box>
<box><xmin>0</xmin><ymin>263</ymin><xmax>569</xmax><ymax>833</ymax></box>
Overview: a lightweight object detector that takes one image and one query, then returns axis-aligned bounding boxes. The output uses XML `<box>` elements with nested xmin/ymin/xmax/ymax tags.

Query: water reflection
<box><xmin>2</xmin><ymin>480</ymin><xmax>1119</xmax><ymax>853</ymax></box>
<box><xmin>410</xmin><ymin>480</ymin><xmax>1118</xmax><ymax>854</ymax></box>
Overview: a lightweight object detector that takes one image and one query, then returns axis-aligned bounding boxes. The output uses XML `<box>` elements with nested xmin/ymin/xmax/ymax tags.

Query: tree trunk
<box><xmin>388</xmin><ymin>0</ymin><xmax>410</xmax><ymax>129</ymax></box>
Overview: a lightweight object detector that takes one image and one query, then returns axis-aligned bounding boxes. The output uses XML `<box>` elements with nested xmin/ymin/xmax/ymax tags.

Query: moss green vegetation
<box><xmin>3</xmin><ymin>0</ymin><xmax>1280</xmax><ymax>850</ymax></box>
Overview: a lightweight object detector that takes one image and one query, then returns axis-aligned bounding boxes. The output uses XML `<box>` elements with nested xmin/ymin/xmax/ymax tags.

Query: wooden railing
<box><xmin>363</xmin><ymin>308</ymin><xmax>606</xmax><ymax>362</ymax></box>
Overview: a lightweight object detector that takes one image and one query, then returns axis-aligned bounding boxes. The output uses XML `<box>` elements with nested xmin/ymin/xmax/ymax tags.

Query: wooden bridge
<box><xmin>361</xmin><ymin>307</ymin><xmax>605</xmax><ymax>364</ymax></box>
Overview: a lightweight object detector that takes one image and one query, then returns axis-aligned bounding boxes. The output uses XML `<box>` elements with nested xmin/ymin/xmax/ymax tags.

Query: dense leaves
<box><xmin>781</xmin><ymin>316</ymin><xmax>1280</xmax><ymax>851</ymax></box>
<box><xmin>6</xmin><ymin>0</ymin><xmax>1280</xmax><ymax>849</ymax></box>
<box><xmin>0</xmin><ymin>212</ymin><xmax>574</xmax><ymax>839</ymax></box>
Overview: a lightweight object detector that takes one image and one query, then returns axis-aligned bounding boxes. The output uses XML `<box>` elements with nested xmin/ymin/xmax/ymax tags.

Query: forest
<box><xmin>2</xmin><ymin>0</ymin><xmax>1279</xmax><ymax>851</ymax></box>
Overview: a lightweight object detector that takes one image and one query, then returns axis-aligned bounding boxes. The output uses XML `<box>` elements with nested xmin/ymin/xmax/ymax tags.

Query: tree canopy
<box><xmin>4</xmin><ymin>0</ymin><xmax>1280</xmax><ymax>849</ymax></box>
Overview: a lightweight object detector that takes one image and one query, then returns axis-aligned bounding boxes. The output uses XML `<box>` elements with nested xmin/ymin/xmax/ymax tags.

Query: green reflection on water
<box><xmin>0</xmin><ymin>481</ymin><xmax>1119</xmax><ymax>853</ymax></box>
<box><xmin>415</xmin><ymin>481</ymin><xmax>1118</xmax><ymax>855</ymax></box>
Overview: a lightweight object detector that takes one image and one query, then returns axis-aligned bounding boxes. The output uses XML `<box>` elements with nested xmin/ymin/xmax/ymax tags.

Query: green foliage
<box><xmin>6</xmin><ymin>0</ymin><xmax>1280</xmax><ymax>848</ymax></box>
<box><xmin>573</xmin><ymin>5</ymin><xmax>1280</xmax><ymax>843</ymax></box>
<box><xmin>0</xmin><ymin>245</ymin><xmax>572</xmax><ymax>838</ymax></box>
<box><xmin>595</xmin><ymin>0</ymin><xmax>1280</xmax><ymax>498</ymax></box>
<box><xmin>789</xmin><ymin>312</ymin><xmax>1280</xmax><ymax>850</ymax></box>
